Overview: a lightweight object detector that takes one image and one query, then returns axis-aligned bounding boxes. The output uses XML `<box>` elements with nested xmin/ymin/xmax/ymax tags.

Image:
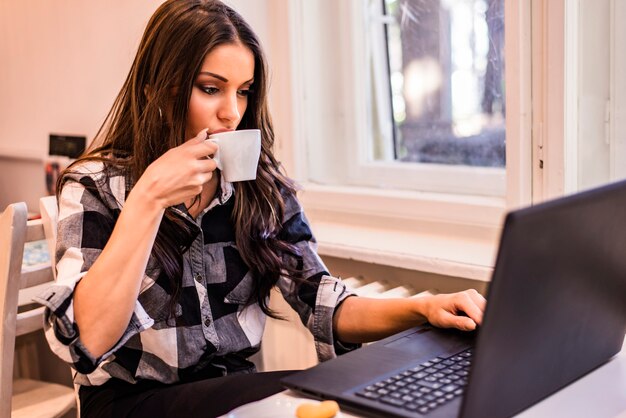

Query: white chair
<box><xmin>39</xmin><ymin>196</ymin><xmax>58</xmax><ymax>281</ymax></box>
<box><xmin>0</xmin><ymin>202</ymin><xmax>75</xmax><ymax>418</ymax></box>
<box><xmin>40</xmin><ymin>196</ymin><xmax>82</xmax><ymax>418</ymax></box>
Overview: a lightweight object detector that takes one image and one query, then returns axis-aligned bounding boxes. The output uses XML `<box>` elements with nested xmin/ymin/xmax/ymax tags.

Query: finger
<box><xmin>195</xmin><ymin>128</ymin><xmax>209</xmax><ymax>141</ymax></box>
<box><xmin>188</xmin><ymin>170</ymin><xmax>215</xmax><ymax>188</ymax></box>
<box><xmin>438</xmin><ymin>310</ymin><xmax>477</xmax><ymax>331</ymax></box>
<box><xmin>196</xmin><ymin>157</ymin><xmax>218</xmax><ymax>173</ymax></box>
<box><xmin>455</xmin><ymin>294</ymin><xmax>484</xmax><ymax>326</ymax></box>
<box><xmin>203</xmin><ymin>139</ymin><xmax>218</xmax><ymax>156</ymax></box>
<box><xmin>184</xmin><ymin>129</ymin><xmax>208</xmax><ymax>145</ymax></box>
<box><xmin>457</xmin><ymin>316</ymin><xmax>477</xmax><ymax>331</ymax></box>
<box><xmin>188</xmin><ymin>137</ymin><xmax>219</xmax><ymax>158</ymax></box>
<box><xmin>183</xmin><ymin>128</ymin><xmax>209</xmax><ymax>144</ymax></box>
<box><xmin>198</xmin><ymin>171</ymin><xmax>215</xmax><ymax>185</ymax></box>
<box><xmin>467</xmin><ymin>289</ymin><xmax>487</xmax><ymax>312</ymax></box>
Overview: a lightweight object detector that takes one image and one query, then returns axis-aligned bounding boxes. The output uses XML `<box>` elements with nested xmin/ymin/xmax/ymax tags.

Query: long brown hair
<box><xmin>59</xmin><ymin>0</ymin><xmax>301</xmax><ymax>318</ymax></box>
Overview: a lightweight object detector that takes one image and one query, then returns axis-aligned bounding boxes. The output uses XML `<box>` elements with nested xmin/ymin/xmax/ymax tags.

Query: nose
<box><xmin>217</xmin><ymin>92</ymin><xmax>241</xmax><ymax>124</ymax></box>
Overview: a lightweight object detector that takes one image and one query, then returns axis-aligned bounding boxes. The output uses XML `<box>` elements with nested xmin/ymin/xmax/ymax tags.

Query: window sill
<box><xmin>299</xmin><ymin>183</ymin><xmax>506</xmax><ymax>281</ymax></box>
<box><xmin>310</xmin><ymin>220</ymin><xmax>497</xmax><ymax>281</ymax></box>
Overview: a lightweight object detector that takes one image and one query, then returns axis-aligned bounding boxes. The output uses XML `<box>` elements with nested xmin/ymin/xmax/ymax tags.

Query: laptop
<box><xmin>281</xmin><ymin>180</ymin><xmax>626</xmax><ymax>418</ymax></box>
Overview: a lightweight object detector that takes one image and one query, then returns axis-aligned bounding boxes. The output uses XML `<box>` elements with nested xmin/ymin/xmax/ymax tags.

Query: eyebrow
<box><xmin>198</xmin><ymin>71</ymin><xmax>254</xmax><ymax>85</ymax></box>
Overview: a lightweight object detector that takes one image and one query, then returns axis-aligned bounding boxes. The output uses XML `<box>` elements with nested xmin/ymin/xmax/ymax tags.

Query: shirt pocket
<box><xmin>223</xmin><ymin>271</ymin><xmax>266</xmax><ymax>346</ymax></box>
<box><xmin>204</xmin><ymin>243</ymin><xmax>232</xmax><ymax>285</ymax></box>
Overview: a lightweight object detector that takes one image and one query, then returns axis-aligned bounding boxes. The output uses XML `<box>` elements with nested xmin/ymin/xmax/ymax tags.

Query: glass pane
<box><xmin>379</xmin><ymin>0</ymin><xmax>505</xmax><ymax>167</ymax></box>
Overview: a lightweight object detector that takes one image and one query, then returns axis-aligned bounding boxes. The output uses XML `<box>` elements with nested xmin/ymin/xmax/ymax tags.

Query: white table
<box><xmin>516</xmin><ymin>338</ymin><xmax>626</xmax><ymax>418</ymax></box>
<box><xmin>226</xmin><ymin>338</ymin><xmax>626</xmax><ymax>418</ymax></box>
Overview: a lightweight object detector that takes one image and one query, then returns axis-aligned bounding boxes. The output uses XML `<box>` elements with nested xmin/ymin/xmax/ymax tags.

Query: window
<box><xmin>276</xmin><ymin>0</ymin><xmax>519</xmax><ymax>279</ymax></box>
<box><xmin>272</xmin><ymin>0</ymin><xmax>626</xmax><ymax>277</ymax></box>
<box><xmin>292</xmin><ymin>0</ymin><xmax>508</xmax><ymax>199</ymax></box>
<box><xmin>373</xmin><ymin>0</ymin><xmax>506</xmax><ymax>170</ymax></box>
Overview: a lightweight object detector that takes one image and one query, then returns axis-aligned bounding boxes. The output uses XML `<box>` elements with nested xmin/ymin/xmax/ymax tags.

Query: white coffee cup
<box><xmin>207</xmin><ymin>129</ymin><xmax>261</xmax><ymax>182</ymax></box>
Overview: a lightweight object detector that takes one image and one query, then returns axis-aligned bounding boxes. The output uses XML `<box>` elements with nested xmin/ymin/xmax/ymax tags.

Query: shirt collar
<box><xmin>171</xmin><ymin>174</ymin><xmax>234</xmax><ymax>221</ymax></box>
<box><xmin>215</xmin><ymin>177</ymin><xmax>234</xmax><ymax>207</ymax></box>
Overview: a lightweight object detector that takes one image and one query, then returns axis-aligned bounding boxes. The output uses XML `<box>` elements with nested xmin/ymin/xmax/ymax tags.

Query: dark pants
<box><xmin>79</xmin><ymin>371</ymin><xmax>295</xmax><ymax>418</ymax></box>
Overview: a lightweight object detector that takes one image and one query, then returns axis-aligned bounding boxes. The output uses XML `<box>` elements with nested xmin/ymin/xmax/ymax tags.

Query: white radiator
<box><xmin>258</xmin><ymin>277</ymin><xmax>427</xmax><ymax>372</ymax></box>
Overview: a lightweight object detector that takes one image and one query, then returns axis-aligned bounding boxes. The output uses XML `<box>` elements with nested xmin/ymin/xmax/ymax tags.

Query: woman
<box><xmin>36</xmin><ymin>1</ymin><xmax>486</xmax><ymax>416</ymax></box>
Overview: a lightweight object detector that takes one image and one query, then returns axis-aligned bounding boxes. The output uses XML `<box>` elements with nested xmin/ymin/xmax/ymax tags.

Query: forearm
<box><xmin>333</xmin><ymin>290</ymin><xmax>485</xmax><ymax>344</ymax></box>
<box><xmin>333</xmin><ymin>296</ymin><xmax>429</xmax><ymax>344</ymax></box>
<box><xmin>73</xmin><ymin>186</ymin><xmax>165</xmax><ymax>358</ymax></box>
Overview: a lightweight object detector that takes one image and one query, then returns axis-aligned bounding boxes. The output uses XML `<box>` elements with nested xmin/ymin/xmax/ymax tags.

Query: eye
<box><xmin>198</xmin><ymin>85</ymin><xmax>219</xmax><ymax>95</ymax></box>
<box><xmin>237</xmin><ymin>89</ymin><xmax>253</xmax><ymax>97</ymax></box>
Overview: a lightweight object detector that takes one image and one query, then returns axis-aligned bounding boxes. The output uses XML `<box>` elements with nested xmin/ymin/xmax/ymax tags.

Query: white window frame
<box><xmin>537</xmin><ymin>0</ymin><xmax>624</xmax><ymax>198</ymax></box>
<box><xmin>271</xmin><ymin>0</ymin><xmax>535</xmax><ymax>280</ymax></box>
<box><xmin>367</xmin><ymin>0</ymin><xmax>395</xmax><ymax>162</ymax></box>
<box><xmin>290</xmin><ymin>0</ymin><xmax>513</xmax><ymax>197</ymax></box>
<box><xmin>531</xmin><ymin>0</ymin><xmax>567</xmax><ymax>202</ymax></box>
<box><xmin>613</xmin><ymin>0</ymin><xmax>626</xmax><ymax>179</ymax></box>
<box><xmin>351</xmin><ymin>0</ymin><xmax>509</xmax><ymax>197</ymax></box>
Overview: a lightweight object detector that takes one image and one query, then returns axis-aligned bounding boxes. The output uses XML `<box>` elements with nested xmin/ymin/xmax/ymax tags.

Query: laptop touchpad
<box><xmin>385</xmin><ymin>326</ymin><xmax>474</xmax><ymax>357</ymax></box>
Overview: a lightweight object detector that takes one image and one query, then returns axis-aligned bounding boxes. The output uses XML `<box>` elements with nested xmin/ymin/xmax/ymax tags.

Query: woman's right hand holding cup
<box><xmin>136</xmin><ymin>129</ymin><xmax>219</xmax><ymax>209</ymax></box>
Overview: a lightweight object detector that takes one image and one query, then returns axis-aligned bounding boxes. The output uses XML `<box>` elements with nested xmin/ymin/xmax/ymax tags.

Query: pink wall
<box><xmin>0</xmin><ymin>1</ymin><xmax>161</xmax><ymax>211</ymax></box>
<box><xmin>0</xmin><ymin>0</ymin><xmax>275</xmax><ymax>212</ymax></box>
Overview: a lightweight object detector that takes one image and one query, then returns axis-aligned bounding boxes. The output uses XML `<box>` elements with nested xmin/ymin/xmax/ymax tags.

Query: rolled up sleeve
<box><xmin>276</xmin><ymin>190</ymin><xmax>361</xmax><ymax>361</ymax></box>
<box><xmin>35</xmin><ymin>281</ymin><xmax>153</xmax><ymax>374</ymax></box>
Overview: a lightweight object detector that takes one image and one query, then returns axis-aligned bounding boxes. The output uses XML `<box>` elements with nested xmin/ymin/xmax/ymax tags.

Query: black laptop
<box><xmin>281</xmin><ymin>180</ymin><xmax>626</xmax><ymax>418</ymax></box>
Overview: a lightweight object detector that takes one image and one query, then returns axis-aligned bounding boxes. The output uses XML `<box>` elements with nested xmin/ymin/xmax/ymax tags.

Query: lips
<box><xmin>210</xmin><ymin>128</ymin><xmax>234</xmax><ymax>135</ymax></box>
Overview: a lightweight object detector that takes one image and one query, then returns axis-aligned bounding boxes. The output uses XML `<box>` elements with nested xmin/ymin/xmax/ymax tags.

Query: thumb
<box><xmin>454</xmin><ymin>315</ymin><xmax>477</xmax><ymax>331</ymax></box>
<box><xmin>197</xmin><ymin>128</ymin><xmax>209</xmax><ymax>140</ymax></box>
<box><xmin>439</xmin><ymin>311</ymin><xmax>477</xmax><ymax>331</ymax></box>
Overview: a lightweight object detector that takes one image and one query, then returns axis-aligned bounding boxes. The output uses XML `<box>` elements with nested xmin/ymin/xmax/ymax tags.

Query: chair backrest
<box><xmin>39</xmin><ymin>195</ymin><xmax>58</xmax><ymax>279</ymax></box>
<box><xmin>0</xmin><ymin>202</ymin><xmax>56</xmax><ymax>417</ymax></box>
<box><xmin>40</xmin><ymin>195</ymin><xmax>82</xmax><ymax>415</ymax></box>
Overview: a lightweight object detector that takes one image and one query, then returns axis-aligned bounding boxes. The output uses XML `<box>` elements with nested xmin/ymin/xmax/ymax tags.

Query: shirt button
<box><xmin>195</xmin><ymin>274</ymin><xmax>203</xmax><ymax>282</ymax></box>
<box><xmin>204</xmin><ymin>318</ymin><xmax>211</xmax><ymax>326</ymax></box>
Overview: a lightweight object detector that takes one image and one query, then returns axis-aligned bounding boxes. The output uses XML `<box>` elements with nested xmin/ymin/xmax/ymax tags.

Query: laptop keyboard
<box><xmin>354</xmin><ymin>348</ymin><xmax>472</xmax><ymax>415</ymax></box>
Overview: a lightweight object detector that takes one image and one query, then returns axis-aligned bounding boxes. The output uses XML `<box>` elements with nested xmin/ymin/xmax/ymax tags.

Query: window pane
<box><xmin>377</xmin><ymin>0</ymin><xmax>506</xmax><ymax>167</ymax></box>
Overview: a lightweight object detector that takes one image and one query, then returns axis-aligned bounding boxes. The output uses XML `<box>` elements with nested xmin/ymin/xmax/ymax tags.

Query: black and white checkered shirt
<box><xmin>35</xmin><ymin>160</ymin><xmax>356</xmax><ymax>386</ymax></box>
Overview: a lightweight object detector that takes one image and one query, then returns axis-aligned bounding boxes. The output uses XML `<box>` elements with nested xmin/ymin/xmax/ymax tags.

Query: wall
<box><xmin>0</xmin><ymin>0</ymin><xmax>274</xmax><ymax>212</ymax></box>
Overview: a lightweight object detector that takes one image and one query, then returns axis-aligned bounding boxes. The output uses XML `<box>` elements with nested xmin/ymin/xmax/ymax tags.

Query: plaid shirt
<box><xmin>35</xmin><ymin>160</ymin><xmax>356</xmax><ymax>386</ymax></box>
